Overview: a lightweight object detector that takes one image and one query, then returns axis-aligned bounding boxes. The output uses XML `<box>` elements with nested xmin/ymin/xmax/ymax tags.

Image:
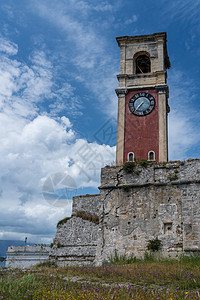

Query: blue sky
<box><xmin>0</xmin><ymin>0</ymin><xmax>199</xmax><ymax>243</ymax></box>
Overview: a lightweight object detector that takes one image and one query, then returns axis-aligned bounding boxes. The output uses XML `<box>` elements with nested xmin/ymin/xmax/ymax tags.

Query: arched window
<box><xmin>148</xmin><ymin>151</ymin><xmax>155</xmax><ymax>161</ymax></box>
<box><xmin>135</xmin><ymin>54</ymin><xmax>150</xmax><ymax>74</ymax></box>
<box><xmin>128</xmin><ymin>152</ymin><xmax>134</xmax><ymax>162</ymax></box>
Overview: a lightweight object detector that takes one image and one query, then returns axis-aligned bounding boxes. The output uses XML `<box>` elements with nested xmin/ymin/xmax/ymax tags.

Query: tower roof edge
<box><xmin>116</xmin><ymin>32</ymin><xmax>167</xmax><ymax>46</ymax></box>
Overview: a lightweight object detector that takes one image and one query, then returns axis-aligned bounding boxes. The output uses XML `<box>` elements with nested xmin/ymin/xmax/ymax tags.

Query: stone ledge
<box><xmin>52</xmin><ymin>244</ymin><xmax>97</xmax><ymax>248</ymax></box>
<box><xmin>100</xmin><ymin>179</ymin><xmax>200</xmax><ymax>190</ymax></box>
<box><xmin>100</xmin><ymin>159</ymin><xmax>200</xmax><ymax>189</ymax></box>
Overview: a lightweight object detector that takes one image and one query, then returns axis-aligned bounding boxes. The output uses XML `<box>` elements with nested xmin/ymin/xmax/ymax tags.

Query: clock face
<box><xmin>129</xmin><ymin>92</ymin><xmax>156</xmax><ymax>116</ymax></box>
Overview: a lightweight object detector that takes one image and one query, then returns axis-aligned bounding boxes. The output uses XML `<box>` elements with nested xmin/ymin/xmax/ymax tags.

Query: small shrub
<box><xmin>134</xmin><ymin>170</ymin><xmax>141</xmax><ymax>175</ymax></box>
<box><xmin>122</xmin><ymin>185</ymin><xmax>130</xmax><ymax>192</ymax></box>
<box><xmin>168</xmin><ymin>172</ymin><xmax>178</xmax><ymax>181</ymax></box>
<box><xmin>0</xmin><ymin>256</ymin><xmax>5</xmax><ymax>262</ymax></box>
<box><xmin>123</xmin><ymin>162</ymin><xmax>135</xmax><ymax>173</ymax></box>
<box><xmin>147</xmin><ymin>237</ymin><xmax>162</xmax><ymax>252</ymax></box>
<box><xmin>137</xmin><ymin>159</ymin><xmax>149</xmax><ymax>168</ymax></box>
<box><xmin>57</xmin><ymin>242</ymin><xmax>62</xmax><ymax>248</ymax></box>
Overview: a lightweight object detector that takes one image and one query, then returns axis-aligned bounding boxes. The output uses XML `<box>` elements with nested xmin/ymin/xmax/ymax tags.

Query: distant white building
<box><xmin>6</xmin><ymin>245</ymin><xmax>50</xmax><ymax>268</ymax></box>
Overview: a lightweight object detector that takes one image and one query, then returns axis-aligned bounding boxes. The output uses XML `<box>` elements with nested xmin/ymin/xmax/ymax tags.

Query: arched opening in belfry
<box><xmin>128</xmin><ymin>152</ymin><xmax>134</xmax><ymax>162</ymax></box>
<box><xmin>135</xmin><ymin>54</ymin><xmax>151</xmax><ymax>74</ymax></box>
<box><xmin>148</xmin><ymin>151</ymin><xmax>155</xmax><ymax>161</ymax></box>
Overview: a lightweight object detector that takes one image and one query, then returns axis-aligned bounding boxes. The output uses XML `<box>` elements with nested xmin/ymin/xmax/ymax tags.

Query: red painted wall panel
<box><xmin>124</xmin><ymin>89</ymin><xmax>159</xmax><ymax>162</ymax></box>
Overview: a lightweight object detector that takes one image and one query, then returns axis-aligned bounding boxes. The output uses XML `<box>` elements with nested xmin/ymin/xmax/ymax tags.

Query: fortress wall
<box><xmin>48</xmin><ymin>160</ymin><xmax>200</xmax><ymax>267</ymax></box>
<box><xmin>100</xmin><ymin>160</ymin><xmax>200</xmax><ymax>187</ymax></box>
<box><xmin>72</xmin><ymin>194</ymin><xmax>102</xmax><ymax>215</ymax></box>
<box><xmin>95</xmin><ymin>160</ymin><xmax>200</xmax><ymax>265</ymax></box>
<box><xmin>50</xmin><ymin>194</ymin><xmax>102</xmax><ymax>266</ymax></box>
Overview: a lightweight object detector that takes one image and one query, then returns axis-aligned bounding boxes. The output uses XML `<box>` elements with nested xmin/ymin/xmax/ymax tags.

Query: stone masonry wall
<box><xmin>50</xmin><ymin>194</ymin><xmax>102</xmax><ymax>266</ymax></box>
<box><xmin>72</xmin><ymin>194</ymin><xmax>102</xmax><ymax>216</ymax></box>
<box><xmin>95</xmin><ymin>159</ymin><xmax>200</xmax><ymax>265</ymax></box>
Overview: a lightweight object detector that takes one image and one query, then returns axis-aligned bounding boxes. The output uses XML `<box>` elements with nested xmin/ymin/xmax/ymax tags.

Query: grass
<box><xmin>0</xmin><ymin>257</ymin><xmax>200</xmax><ymax>299</ymax></box>
<box><xmin>57</xmin><ymin>217</ymin><xmax>71</xmax><ymax>228</ymax></box>
<box><xmin>103</xmin><ymin>249</ymin><xmax>137</xmax><ymax>265</ymax></box>
<box><xmin>57</xmin><ymin>211</ymin><xmax>99</xmax><ymax>229</ymax></box>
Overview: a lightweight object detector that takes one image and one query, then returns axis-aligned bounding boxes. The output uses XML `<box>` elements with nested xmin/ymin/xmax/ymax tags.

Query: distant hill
<box><xmin>0</xmin><ymin>240</ymin><xmax>34</xmax><ymax>257</ymax></box>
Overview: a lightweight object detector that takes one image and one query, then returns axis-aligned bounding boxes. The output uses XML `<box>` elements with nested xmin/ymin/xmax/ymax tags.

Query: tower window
<box><xmin>128</xmin><ymin>152</ymin><xmax>134</xmax><ymax>162</ymax></box>
<box><xmin>135</xmin><ymin>55</ymin><xmax>150</xmax><ymax>74</ymax></box>
<box><xmin>148</xmin><ymin>151</ymin><xmax>155</xmax><ymax>161</ymax></box>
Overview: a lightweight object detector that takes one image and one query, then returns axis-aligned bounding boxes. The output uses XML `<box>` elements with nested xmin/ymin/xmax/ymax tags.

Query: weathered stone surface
<box><xmin>72</xmin><ymin>194</ymin><xmax>101</xmax><ymax>215</ymax></box>
<box><xmin>95</xmin><ymin>159</ymin><xmax>200</xmax><ymax>265</ymax></box>
<box><xmin>50</xmin><ymin>159</ymin><xmax>200</xmax><ymax>266</ymax></box>
<box><xmin>50</xmin><ymin>194</ymin><xmax>102</xmax><ymax>266</ymax></box>
<box><xmin>53</xmin><ymin>216</ymin><xmax>98</xmax><ymax>246</ymax></box>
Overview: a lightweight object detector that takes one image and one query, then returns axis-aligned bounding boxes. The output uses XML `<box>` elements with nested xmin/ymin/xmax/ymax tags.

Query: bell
<box><xmin>140</xmin><ymin>58</ymin><xmax>146</xmax><ymax>67</ymax></box>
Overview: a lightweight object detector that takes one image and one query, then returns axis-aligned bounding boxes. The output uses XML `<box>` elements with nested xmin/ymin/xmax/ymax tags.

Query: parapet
<box><xmin>100</xmin><ymin>159</ymin><xmax>200</xmax><ymax>189</ymax></box>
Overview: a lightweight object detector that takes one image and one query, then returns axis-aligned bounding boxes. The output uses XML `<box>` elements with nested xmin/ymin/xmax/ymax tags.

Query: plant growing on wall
<box><xmin>147</xmin><ymin>237</ymin><xmax>162</xmax><ymax>252</ymax></box>
<box><xmin>57</xmin><ymin>217</ymin><xmax>71</xmax><ymax>228</ymax></box>
<box><xmin>123</xmin><ymin>162</ymin><xmax>135</xmax><ymax>173</ymax></box>
<box><xmin>57</xmin><ymin>242</ymin><xmax>63</xmax><ymax>248</ymax></box>
<box><xmin>122</xmin><ymin>185</ymin><xmax>130</xmax><ymax>192</ymax></box>
<box><xmin>76</xmin><ymin>211</ymin><xmax>99</xmax><ymax>224</ymax></box>
<box><xmin>137</xmin><ymin>159</ymin><xmax>150</xmax><ymax>168</ymax></box>
<box><xmin>168</xmin><ymin>172</ymin><xmax>178</xmax><ymax>181</ymax></box>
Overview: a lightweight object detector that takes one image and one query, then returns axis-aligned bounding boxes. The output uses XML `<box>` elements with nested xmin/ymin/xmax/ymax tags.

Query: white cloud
<box><xmin>0</xmin><ymin>199</ymin><xmax>70</xmax><ymax>243</ymax></box>
<box><xmin>168</xmin><ymin>69</ymin><xmax>200</xmax><ymax>160</ymax></box>
<box><xmin>61</xmin><ymin>116</ymin><xmax>72</xmax><ymax>128</ymax></box>
<box><xmin>49</xmin><ymin>83</ymin><xmax>82</xmax><ymax>117</ymax></box>
<box><xmin>0</xmin><ymin>36</ymin><xmax>18</xmax><ymax>55</ymax></box>
<box><xmin>162</xmin><ymin>0</ymin><xmax>200</xmax><ymax>24</ymax></box>
<box><xmin>94</xmin><ymin>3</ymin><xmax>113</xmax><ymax>12</ymax></box>
<box><xmin>0</xmin><ymin>46</ymin><xmax>55</xmax><ymax>120</ymax></box>
<box><xmin>0</xmin><ymin>35</ymin><xmax>115</xmax><ymax>242</ymax></box>
<box><xmin>0</xmin><ymin>110</ymin><xmax>115</xmax><ymax>242</ymax></box>
<box><xmin>30</xmin><ymin>0</ymin><xmax>119</xmax><ymax>117</ymax></box>
<box><xmin>125</xmin><ymin>15</ymin><xmax>138</xmax><ymax>25</ymax></box>
<box><xmin>0</xmin><ymin>112</ymin><xmax>115</xmax><ymax>242</ymax></box>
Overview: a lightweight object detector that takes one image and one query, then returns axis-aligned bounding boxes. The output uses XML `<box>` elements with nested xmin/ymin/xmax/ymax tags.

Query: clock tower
<box><xmin>116</xmin><ymin>32</ymin><xmax>170</xmax><ymax>166</ymax></box>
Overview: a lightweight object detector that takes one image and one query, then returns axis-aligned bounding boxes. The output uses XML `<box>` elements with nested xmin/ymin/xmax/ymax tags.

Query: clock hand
<box><xmin>136</xmin><ymin>101</ymin><xmax>144</xmax><ymax>111</ymax></box>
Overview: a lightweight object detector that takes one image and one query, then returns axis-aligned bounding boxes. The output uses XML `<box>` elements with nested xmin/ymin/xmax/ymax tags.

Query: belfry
<box><xmin>115</xmin><ymin>32</ymin><xmax>170</xmax><ymax>165</ymax></box>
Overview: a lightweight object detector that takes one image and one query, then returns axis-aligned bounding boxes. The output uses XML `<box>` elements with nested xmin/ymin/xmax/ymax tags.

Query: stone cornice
<box><xmin>99</xmin><ymin>179</ymin><xmax>200</xmax><ymax>190</ymax></box>
<box><xmin>155</xmin><ymin>84</ymin><xmax>169</xmax><ymax>94</ymax></box>
<box><xmin>115</xmin><ymin>84</ymin><xmax>168</xmax><ymax>96</ymax></box>
<box><xmin>117</xmin><ymin>71</ymin><xmax>167</xmax><ymax>80</ymax></box>
<box><xmin>115</xmin><ymin>88</ymin><xmax>128</xmax><ymax>97</ymax></box>
<box><xmin>116</xmin><ymin>32</ymin><xmax>167</xmax><ymax>47</ymax></box>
